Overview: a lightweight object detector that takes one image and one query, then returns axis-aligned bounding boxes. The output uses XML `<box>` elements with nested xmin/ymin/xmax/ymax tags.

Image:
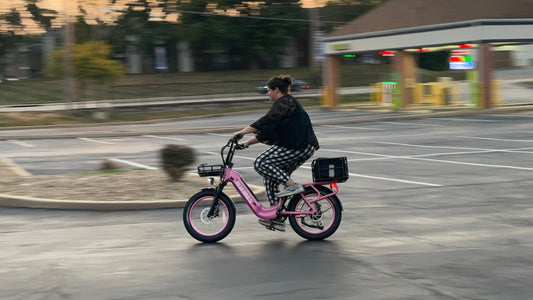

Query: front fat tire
<box><xmin>288</xmin><ymin>186</ymin><xmax>342</xmax><ymax>240</ymax></box>
<box><xmin>183</xmin><ymin>189</ymin><xmax>236</xmax><ymax>243</ymax></box>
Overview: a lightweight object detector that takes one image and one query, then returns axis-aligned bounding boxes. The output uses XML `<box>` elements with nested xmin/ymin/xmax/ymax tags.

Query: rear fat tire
<box><xmin>287</xmin><ymin>186</ymin><xmax>342</xmax><ymax>240</ymax></box>
<box><xmin>183</xmin><ymin>189</ymin><xmax>236</xmax><ymax>243</ymax></box>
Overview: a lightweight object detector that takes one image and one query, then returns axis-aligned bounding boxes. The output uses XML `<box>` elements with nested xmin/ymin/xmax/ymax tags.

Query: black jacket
<box><xmin>250</xmin><ymin>94</ymin><xmax>319</xmax><ymax>150</ymax></box>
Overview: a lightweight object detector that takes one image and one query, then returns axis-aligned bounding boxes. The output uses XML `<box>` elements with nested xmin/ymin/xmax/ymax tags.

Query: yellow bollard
<box><xmin>492</xmin><ymin>80</ymin><xmax>501</xmax><ymax>106</ymax></box>
<box><xmin>321</xmin><ymin>86</ymin><xmax>329</xmax><ymax>106</ymax></box>
<box><xmin>412</xmin><ymin>83</ymin><xmax>422</xmax><ymax>104</ymax></box>
<box><xmin>373</xmin><ymin>83</ymin><xmax>382</xmax><ymax>103</ymax></box>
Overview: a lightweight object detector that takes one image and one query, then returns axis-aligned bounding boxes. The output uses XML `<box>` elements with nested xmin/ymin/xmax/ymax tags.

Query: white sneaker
<box><xmin>275</xmin><ymin>183</ymin><xmax>304</xmax><ymax>198</ymax></box>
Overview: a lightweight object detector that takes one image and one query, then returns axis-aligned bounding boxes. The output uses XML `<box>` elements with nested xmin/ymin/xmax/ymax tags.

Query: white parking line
<box><xmin>320</xmin><ymin>148</ymin><xmax>397</xmax><ymax>159</ymax></box>
<box><xmin>299</xmin><ymin>165</ymin><xmax>441</xmax><ymax>187</ymax></box>
<box><xmin>202</xmin><ymin>151</ymin><xmax>218</xmax><ymax>156</ymax></box>
<box><xmin>8</xmin><ymin>140</ymin><xmax>35</xmax><ymax>147</ymax></box>
<box><xmin>107</xmin><ymin>158</ymin><xmax>157</xmax><ymax>170</ymax></box>
<box><xmin>322</xmin><ymin>125</ymin><xmax>384</xmax><ymax>131</ymax></box>
<box><xmin>379</xmin><ymin>141</ymin><xmax>533</xmax><ymax>155</ymax></box>
<box><xmin>78</xmin><ymin>137</ymin><xmax>114</xmax><ymax>144</ymax></box>
<box><xmin>207</xmin><ymin>133</ymin><xmax>231</xmax><ymax>137</ymax></box>
<box><xmin>405</xmin><ymin>156</ymin><xmax>533</xmax><ymax>171</ymax></box>
<box><xmin>142</xmin><ymin>135</ymin><xmax>187</xmax><ymax>141</ymax></box>
<box><xmin>321</xmin><ymin>142</ymin><xmax>533</xmax><ymax>184</ymax></box>
<box><xmin>380</xmin><ymin>121</ymin><xmax>443</xmax><ymax>127</ymax></box>
<box><xmin>378</xmin><ymin>141</ymin><xmax>483</xmax><ymax>151</ymax></box>
<box><xmin>234</xmin><ymin>155</ymin><xmax>255</xmax><ymax>161</ymax></box>
<box><xmin>490</xmin><ymin>114</ymin><xmax>533</xmax><ymax>118</ymax></box>
<box><xmin>347</xmin><ymin>172</ymin><xmax>442</xmax><ymax>187</ymax></box>
<box><xmin>337</xmin><ymin>146</ymin><xmax>533</xmax><ymax>171</ymax></box>
<box><xmin>434</xmin><ymin>117</ymin><xmax>497</xmax><ymax>123</ymax></box>
<box><xmin>459</xmin><ymin>136</ymin><xmax>533</xmax><ymax>143</ymax></box>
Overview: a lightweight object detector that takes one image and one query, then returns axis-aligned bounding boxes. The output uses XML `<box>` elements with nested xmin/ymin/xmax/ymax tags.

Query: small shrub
<box><xmin>160</xmin><ymin>144</ymin><xmax>195</xmax><ymax>182</ymax></box>
<box><xmin>99</xmin><ymin>158</ymin><xmax>123</xmax><ymax>171</ymax></box>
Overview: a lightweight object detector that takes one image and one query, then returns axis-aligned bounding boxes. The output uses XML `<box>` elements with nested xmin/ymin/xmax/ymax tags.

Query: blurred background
<box><xmin>0</xmin><ymin>0</ymin><xmax>531</xmax><ymax>115</ymax></box>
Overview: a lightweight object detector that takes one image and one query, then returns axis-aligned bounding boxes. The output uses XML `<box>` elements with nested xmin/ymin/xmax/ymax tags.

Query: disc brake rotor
<box><xmin>200</xmin><ymin>207</ymin><xmax>215</xmax><ymax>224</ymax></box>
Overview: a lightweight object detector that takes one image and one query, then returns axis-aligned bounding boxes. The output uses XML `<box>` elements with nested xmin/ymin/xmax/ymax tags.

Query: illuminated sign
<box><xmin>449</xmin><ymin>49</ymin><xmax>474</xmax><ymax>70</ymax></box>
<box><xmin>379</xmin><ymin>50</ymin><xmax>395</xmax><ymax>56</ymax></box>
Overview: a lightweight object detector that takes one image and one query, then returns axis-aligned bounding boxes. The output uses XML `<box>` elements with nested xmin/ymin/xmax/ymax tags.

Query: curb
<box><xmin>0</xmin><ymin>185</ymin><xmax>266</xmax><ymax>211</ymax></box>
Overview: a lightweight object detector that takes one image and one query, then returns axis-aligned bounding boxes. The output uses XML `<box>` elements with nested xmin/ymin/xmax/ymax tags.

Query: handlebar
<box><xmin>220</xmin><ymin>135</ymin><xmax>245</xmax><ymax>168</ymax></box>
<box><xmin>233</xmin><ymin>133</ymin><xmax>244</xmax><ymax>142</ymax></box>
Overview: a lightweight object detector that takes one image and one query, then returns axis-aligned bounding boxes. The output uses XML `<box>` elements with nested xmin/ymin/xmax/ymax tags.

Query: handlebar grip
<box><xmin>232</xmin><ymin>133</ymin><xmax>244</xmax><ymax>142</ymax></box>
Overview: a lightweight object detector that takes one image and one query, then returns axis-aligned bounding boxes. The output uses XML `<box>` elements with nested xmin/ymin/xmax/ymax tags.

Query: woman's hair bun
<box><xmin>279</xmin><ymin>74</ymin><xmax>293</xmax><ymax>86</ymax></box>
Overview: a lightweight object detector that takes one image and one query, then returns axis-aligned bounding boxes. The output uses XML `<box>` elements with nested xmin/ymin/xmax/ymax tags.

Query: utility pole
<box><xmin>63</xmin><ymin>0</ymin><xmax>76</xmax><ymax>108</ymax></box>
<box><xmin>309</xmin><ymin>6</ymin><xmax>320</xmax><ymax>71</ymax></box>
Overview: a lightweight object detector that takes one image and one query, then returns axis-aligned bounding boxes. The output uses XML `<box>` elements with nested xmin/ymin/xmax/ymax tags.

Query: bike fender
<box><xmin>312</xmin><ymin>185</ymin><xmax>344</xmax><ymax>211</ymax></box>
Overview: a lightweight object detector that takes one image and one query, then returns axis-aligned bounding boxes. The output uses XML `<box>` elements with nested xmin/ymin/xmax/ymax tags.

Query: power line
<box><xmin>173</xmin><ymin>9</ymin><xmax>347</xmax><ymax>24</ymax></box>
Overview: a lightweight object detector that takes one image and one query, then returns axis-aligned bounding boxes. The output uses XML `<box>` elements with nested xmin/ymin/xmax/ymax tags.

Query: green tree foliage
<box><xmin>73</xmin><ymin>41</ymin><xmax>126</xmax><ymax>83</ymax></box>
<box><xmin>109</xmin><ymin>1</ymin><xmax>152</xmax><ymax>54</ymax></box>
<box><xmin>25</xmin><ymin>0</ymin><xmax>57</xmax><ymax>31</ymax></box>
<box><xmin>44</xmin><ymin>41</ymin><xmax>126</xmax><ymax>84</ymax></box>
<box><xmin>0</xmin><ymin>9</ymin><xmax>25</xmax><ymax>74</ymax></box>
<box><xmin>1</xmin><ymin>8</ymin><xmax>23</xmax><ymax>30</ymax></box>
<box><xmin>0</xmin><ymin>8</ymin><xmax>24</xmax><ymax>51</ymax></box>
<box><xmin>2</xmin><ymin>0</ymin><xmax>391</xmax><ymax>75</ymax></box>
<box><xmin>177</xmin><ymin>0</ymin><xmax>307</xmax><ymax>70</ymax></box>
<box><xmin>107</xmin><ymin>1</ymin><xmax>181</xmax><ymax>61</ymax></box>
<box><xmin>0</xmin><ymin>1</ymin><xmax>57</xmax><ymax>75</ymax></box>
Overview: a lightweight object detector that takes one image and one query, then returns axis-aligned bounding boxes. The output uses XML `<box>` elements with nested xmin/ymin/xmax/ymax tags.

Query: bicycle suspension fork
<box><xmin>207</xmin><ymin>181</ymin><xmax>227</xmax><ymax>218</ymax></box>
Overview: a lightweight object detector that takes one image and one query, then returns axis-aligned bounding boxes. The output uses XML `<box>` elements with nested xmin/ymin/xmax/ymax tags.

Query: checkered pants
<box><xmin>254</xmin><ymin>144</ymin><xmax>315</xmax><ymax>206</ymax></box>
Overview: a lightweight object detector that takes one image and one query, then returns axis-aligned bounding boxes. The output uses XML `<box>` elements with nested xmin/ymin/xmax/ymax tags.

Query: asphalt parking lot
<box><xmin>1</xmin><ymin>110</ymin><xmax>533</xmax><ymax>299</ymax></box>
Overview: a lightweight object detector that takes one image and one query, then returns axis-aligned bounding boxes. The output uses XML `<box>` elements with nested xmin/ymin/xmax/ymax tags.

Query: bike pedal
<box><xmin>264</xmin><ymin>225</ymin><xmax>276</xmax><ymax>231</ymax></box>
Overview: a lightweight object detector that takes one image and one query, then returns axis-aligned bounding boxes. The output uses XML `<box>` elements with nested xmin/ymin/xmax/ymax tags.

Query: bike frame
<box><xmin>207</xmin><ymin>138</ymin><xmax>339</xmax><ymax>220</ymax></box>
<box><xmin>221</xmin><ymin>167</ymin><xmax>339</xmax><ymax>220</ymax></box>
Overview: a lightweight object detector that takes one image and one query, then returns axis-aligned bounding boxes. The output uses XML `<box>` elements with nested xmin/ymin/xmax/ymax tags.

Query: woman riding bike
<box><xmin>232</xmin><ymin>74</ymin><xmax>319</xmax><ymax>231</ymax></box>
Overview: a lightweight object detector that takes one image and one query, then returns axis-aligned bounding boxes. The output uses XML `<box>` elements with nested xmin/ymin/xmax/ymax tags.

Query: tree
<box><xmin>0</xmin><ymin>1</ymin><xmax>57</xmax><ymax>76</ymax></box>
<box><xmin>44</xmin><ymin>41</ymin><xmax>126</xmax><ymax>84</ymax></box>
<box><xmin>25</xmin><ymin>0</ymin><xmax>57</xmax><ymax>31</ymax></box>
<box><xmin>177</xmin><ymin>0</ymin><xmax>307</xmax><ymax>70</ymax></box>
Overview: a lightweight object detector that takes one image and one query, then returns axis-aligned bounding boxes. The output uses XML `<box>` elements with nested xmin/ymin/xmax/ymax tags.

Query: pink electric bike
<box><xmin>183</xmin><ymin>136</ymin><xmax>349</xmax><ymax>243</ymax></box>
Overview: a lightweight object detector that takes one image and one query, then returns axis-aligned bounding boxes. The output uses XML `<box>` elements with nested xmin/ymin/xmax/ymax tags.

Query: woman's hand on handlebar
<box><xmin>232</xmin><ymin>126</ymin><xmax>258</xmax><ymax>142</ymax></box>
<box><xmin>232</xmin><ymin>131</ymin><xmax>244</xmax><ymax>142</ymax></box>
<box><xmin>235</xmin><ymin>143</ymin><xmax>248</xmax><ymax>150</ymax></box>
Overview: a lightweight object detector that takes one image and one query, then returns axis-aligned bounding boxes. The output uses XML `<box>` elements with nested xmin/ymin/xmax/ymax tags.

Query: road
<box><xmin>0</xmin><ymin>73</ymin><xmax>531</xmax><ymax>113</ymax></box>
<box><xmin>1</xmin><ymin>110</ymin><xmax>533</xmax><ymax>299</ymax></box>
